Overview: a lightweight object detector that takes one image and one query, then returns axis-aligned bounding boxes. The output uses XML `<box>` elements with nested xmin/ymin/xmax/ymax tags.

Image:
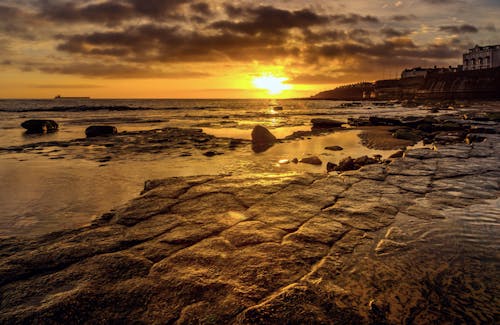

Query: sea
<box><xmin>0</xmin><ymin>98</ymin><xmax>496</xmax><ymax>237</ymax></box>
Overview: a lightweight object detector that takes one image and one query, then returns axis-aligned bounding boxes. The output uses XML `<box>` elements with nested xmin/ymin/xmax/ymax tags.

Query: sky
<box><xmin>0</xmin><ymin>0</ymin><xmax>499</xmax><ymax>98</ymax></box>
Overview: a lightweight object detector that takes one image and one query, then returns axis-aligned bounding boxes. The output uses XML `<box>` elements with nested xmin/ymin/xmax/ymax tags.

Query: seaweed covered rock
<box><xmin>21</xmin><ymin>119</ymin><xmax>58</xmax><ymax>133</ymax></box>
<box><xmin>85</xmin><ymin>125</ymin><xmax>118</xmax><ymax>137</ymax></box>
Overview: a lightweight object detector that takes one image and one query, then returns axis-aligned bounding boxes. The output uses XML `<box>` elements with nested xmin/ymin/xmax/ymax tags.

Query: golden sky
<box><xmin>0</xmin><ymin>0</ymin><xmax>499</xmax><ymax>98</ymax></box>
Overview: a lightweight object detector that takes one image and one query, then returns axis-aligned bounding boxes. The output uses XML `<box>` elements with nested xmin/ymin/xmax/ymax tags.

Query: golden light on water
<box><xmin>252</xmin><ymin>74</ymin><xmax>292</xmax><ymax>95</ymax></box>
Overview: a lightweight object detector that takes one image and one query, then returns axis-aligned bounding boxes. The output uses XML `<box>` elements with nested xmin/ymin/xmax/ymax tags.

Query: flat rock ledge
<box><xmin>0</xmin><ymin>134</ymin><xmax>499</xmax><ymax>324</ymax></box>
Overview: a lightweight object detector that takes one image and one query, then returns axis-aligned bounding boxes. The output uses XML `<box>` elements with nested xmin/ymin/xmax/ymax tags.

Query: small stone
<box><xmin>203</xmin><ymin>151</ymin><xmax>222</xmax><ymax>157</ymax></box>
<box><xmin>291</xmin><ymin>158</ymin><xmax>299</xmax><ymax>164</ymax></box>
<box><xmin>300</xmin><ymin>156</ymin><xmax>322</xmax><ymax>165</ymax></box>
<box><xmin>389</xmin><ymin>150</ymin><xmax>405</xmax><ymax>158</ymax></box>
<box><xmin>324</xmin><ymin>145</ymin><xmax>343</xmax><ymax>151</ymax></box>
<box><xmin>85</xmin><ymin>125</ymin><xmax>117</xmax><ymax>137</ymax></box>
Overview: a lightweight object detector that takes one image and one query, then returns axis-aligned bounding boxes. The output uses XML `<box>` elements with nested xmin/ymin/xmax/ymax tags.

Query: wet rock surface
<box><xmin>0</xmin><ymin>127</ymin><xmax>243</xmax><ymax>163</ymax></box>
<box><xmin>1</xmin><ymin>128</ymin><xmax>499</xmax><ymax>323</ymax></box>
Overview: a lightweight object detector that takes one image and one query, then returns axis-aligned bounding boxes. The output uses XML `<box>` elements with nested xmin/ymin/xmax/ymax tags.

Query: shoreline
<box><xmin>0</xmin><ymin>110</ymin><xmax>498</xmax><ymax>323</ymax></box>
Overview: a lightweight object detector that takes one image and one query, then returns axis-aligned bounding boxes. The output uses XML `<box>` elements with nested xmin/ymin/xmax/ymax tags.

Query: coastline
<box><xmin>0</xmin><ymin>109</ymin><xmax>498</xmax><ymax>323</ymax></box>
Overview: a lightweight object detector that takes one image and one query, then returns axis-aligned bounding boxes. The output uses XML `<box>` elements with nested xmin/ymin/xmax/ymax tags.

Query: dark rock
<box><xmin>335</xmin><ymin>156</ymin><xmax>356</xmax><ymax>172</ymax></box>
<box><xmin>389</xmin><ymin>150</ymin><xmax>405</xmax><ymax>158</ymax></box>
<box><xmin>353</xmin><ymin>155</ymin><xmax>379</xmax><ymax>166</ymax></box>
<box><xmin>368</xmin><ymin>116</ymin><xmax>402</xmax><ymax>126</ymax></box>
<box><xmin>347</xmin><ymin>117</ymin><xmax>371</xmax><ymax>126</ymax></box>
<box><xmin>469</xmin><ymin>127</ymin><xmax>496</xmax><ymax>134</ymax></box>
<box><xmin>300</xmin><ymin>156</ymin><xmax>322</xmax><ymax>165</ymax></box>
<box><xmin>434</xmin><ymin>131</ymin><xmax>467</xmax><ymax>144</ymax></box>
<box><xmin>21</xmin><ymin>119</ymin><xmax>58</xmax><ymax>133</ymax></box>
<box><xmin>324</xmin><ymin>145</ymin><xmax>343</xmax><ymax>151</ymax></box>
<box><xmin>203</xmin><ymin>151</ymin><xmax>222</xmax><ymax>157</ymax></box>
<box><xmin>326</xmin><ymin>162</ymin><xmax>337</xmax><ymax>172</ymax></box>
<box><xmin>85</xmin><ymin>125</ymin><xmax>118</xmax><ymax>137</ymax></box>
<box><xmin>251</xmin><ymin>125</ymin><xmax>276</xmax><ymax>153</ymax></box>
<box><xmin>311</xmin><ymin>118</ymin><xmax>343</xmax><ymax>129</ymax></box>
<box><xmin>334</xmin><ymin>155</ymin><xmax>380</xmax><ymax>172</ymax></box>
<box><xmin>291</xmin><ymin>158</ymin><xmax>299</xmax><ymax>164</ymax></box>
<box><xmin>433</xmin><ymin>122</ymin><xmax>463</xmax><ymax>132</ymax></box>
<box><xmin>465</xmin><ymin>134</ymin><xmax>486</xmax><ymax>144</ymax></box>
<box><xmin>392</xmin><ymin>128</ymin><xmax>422</xmax><ymax>142</ymax></box>
<box><xmin>229</xmin><ymin>139</ymin><xmax>243</xmax><ymax>149</ymax></box>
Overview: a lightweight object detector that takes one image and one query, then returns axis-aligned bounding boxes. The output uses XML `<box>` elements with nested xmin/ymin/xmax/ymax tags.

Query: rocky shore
<box><xmin>0</xmin><ymin>112</ymin><xmax>498</xmax><ymax>323</ymax></box>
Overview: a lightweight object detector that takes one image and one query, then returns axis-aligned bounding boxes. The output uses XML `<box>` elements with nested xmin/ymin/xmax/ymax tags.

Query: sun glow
<box><xmin>252</xmin><ymin>74</ymin><xmax>291</xmax><ymax>95</ymax></box>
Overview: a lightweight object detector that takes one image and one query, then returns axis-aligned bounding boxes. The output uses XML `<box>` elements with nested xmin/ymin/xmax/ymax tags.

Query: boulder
<box><xmin>21</xmin><ymin>119</ymin><xmax>58</xmax><ymax>133</ymax></box>
<box><xmin>251</xmin><ymin>125</ymin><xmax>276</xmax><ymax>153</ymax></box>
<box><xmin>311</xmin><ymin>118</ymin><xmax>343</xmax><ymax>129</ymax></box>
<box><xmin>85</xmin><ymin>125</ymin><xmax>118</xmax><ymax>137</ymax></box>
<box><xmin>299</xmin><ymin>156</ymin><xmax>322</xmax><ymax>165</ymax></box>
<box><xmin>324</xmin><ymin>145</ymin><xmax>343</xmax><ymax>151</ymax></box>
<box><xmin>335</xmin><ymin>156</ymin><xmax>356</xmax><ymax>172</ymax></box>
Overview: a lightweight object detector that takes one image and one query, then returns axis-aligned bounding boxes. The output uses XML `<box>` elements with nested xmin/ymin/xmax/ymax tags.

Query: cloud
<box><xmin>211</xmin><ymin>6</ymin><xmax>331</xmax><ymax>35</ymax></box>
<box><xmin>37</xmin><ymin>0</ymin><xmax>192</xmax><ymax>25</ymax></box>
<box><xmin>390</xmin><ymin>14</ymin><xmax>417</xmax><ymax>21</ymax></box>
<box><xmin>381</xmin><ymin>27</ymin><xmax>412</xmax><ymax>38</ymax></box>
<box><xmin>35</xmin><ymin>62</ymin><xmax>212</xmax><ymax>78</ymax></box>
<box><xmin>439</xmin><ymin>24</ymin><xmax>479</xmax><ymax>34</ymax></box>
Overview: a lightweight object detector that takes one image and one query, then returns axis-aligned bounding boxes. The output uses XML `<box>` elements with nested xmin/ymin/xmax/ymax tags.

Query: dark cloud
<box><xmin>391</xmin><ymin>15</ymin><xmax>417</xmax><ymax>21</ymax></box>
<box><xmin>0</xmin><ymin>4</ymin><xmax>38</xmax><ymax>40</ymax></box>
<box><xmin>56</xmin><ymin>23</ymin><xmax>297</xmax><ymax>63</ymax></box>
<box><xmin>190</xmin><ymin>2</ymin><xmax>212</xmax><ymax>16</ymax></box>
<box><xmin>330</xmin><ymin>14</ymin><xmax>379</xmax><ymax>25</ymax></box>
<box><xmin>38</xmin><ymin>0</ymin><xmax>191</xmax><ymax>25</ymax></box>
<box><xmin>212</xmin><ymin>6</ymin><xmax>330</xmax><ymax>35</ymax></box>
<box><xmin>381</xmin><ymin>27</ymin><xmax>412</xmax><ymax>38</ymax></box>
<box><xmin>439</xmin><ymin>24</ymin><xmax>479</xmax><ymax>34</ymax></box>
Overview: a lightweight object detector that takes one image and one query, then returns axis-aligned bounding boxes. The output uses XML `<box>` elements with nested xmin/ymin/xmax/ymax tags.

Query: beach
<box><xmin>0</xmin><ymin>99</ymin><xmax>499</xmax><ymax>323</ymax></box>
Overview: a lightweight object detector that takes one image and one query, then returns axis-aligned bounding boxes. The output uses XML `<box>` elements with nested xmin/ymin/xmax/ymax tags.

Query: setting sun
<box><xmin>252</xmin><ymin>75</ymin><xmax>292</xmax><ymax>95</ymax></box>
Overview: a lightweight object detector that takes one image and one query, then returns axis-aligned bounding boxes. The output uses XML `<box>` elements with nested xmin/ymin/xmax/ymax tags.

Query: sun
<box><xmin>252</xmin><ymin>74</ymin><xmax>291</xmax><ymax>95</ymax></box>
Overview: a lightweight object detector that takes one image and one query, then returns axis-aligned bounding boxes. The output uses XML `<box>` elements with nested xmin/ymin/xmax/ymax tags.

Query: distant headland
<box><xmin>312</xmin><ymin>44</ymin><xmax>500</xmax><ymax>101</ymax></box>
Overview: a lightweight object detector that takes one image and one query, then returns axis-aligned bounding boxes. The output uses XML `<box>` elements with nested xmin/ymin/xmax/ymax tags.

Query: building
<box><xmin>401</xmin><ymin>67</ymin><xmax>429</xmax><ymax>79</ymax></box>
<box><xmin>401</xmin><ymin>66</ymin><xmax>462</xmax><ymax>79</ymax></box>
<box><xmin>463</xmin><ymin>44</ymin><xmax>500</xmax><ymax>70</ymax></box>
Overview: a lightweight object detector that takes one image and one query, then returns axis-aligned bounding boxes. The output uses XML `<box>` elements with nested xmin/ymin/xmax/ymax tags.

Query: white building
<box><xmin>463</xmin><ymin>44</ymin><xmax>500</xmax><ymax>70</ymax></box>
<box><xmin>401</xmin><ymin>67</ymin><xmax>429</xmax><ymax>79</ymax></box>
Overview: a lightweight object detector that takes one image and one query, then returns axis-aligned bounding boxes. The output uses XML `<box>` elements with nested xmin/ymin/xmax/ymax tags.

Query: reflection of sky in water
<box><xmin>0</xmin><ymin>129</ymin><xmax>401</xmax><ymax>237</ymax></box>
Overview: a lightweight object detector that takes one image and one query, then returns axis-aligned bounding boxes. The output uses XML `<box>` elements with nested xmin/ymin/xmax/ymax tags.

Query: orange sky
<box><xmin>0</xmin><ymin>0</ymin><xmax>498</xmax><ymax>98</ymax></box>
